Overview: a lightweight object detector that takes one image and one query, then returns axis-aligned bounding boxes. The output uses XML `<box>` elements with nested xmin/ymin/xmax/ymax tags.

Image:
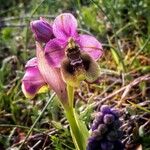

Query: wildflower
<box><xmin>22</xmin><ymin>13</ymin><xmax>103</xmax><ymax>101</ymax></box>
<box><xmin>87</xmin><ymin>105</ymin><xmax>124</xmax><ymax>150</ymax></box>
<box><xmin>30</xmin><ymin>17</ymin><xmax>53</xmax><ymax>43</ymax></box>
<box><xmin>44</xmin><ymin>13</ymin><xmax>103</xmax><ymax>86</ymax></box>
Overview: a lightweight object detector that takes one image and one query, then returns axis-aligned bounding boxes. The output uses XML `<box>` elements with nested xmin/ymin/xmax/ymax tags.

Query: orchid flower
<box><xmin>22</xmin><ymin>13</ymin><xmax>103</xmax><ymax>99</ymax></box>
<box><xmin>45</xmin><ymin>13</ymin><xmax>103</xmax><ymax>86</ymax></box>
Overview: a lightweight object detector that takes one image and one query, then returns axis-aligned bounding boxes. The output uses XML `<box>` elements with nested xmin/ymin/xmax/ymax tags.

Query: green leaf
<box><xmin>74</xmin><ymin>108</ymin><xmax>89</xmax><ymax>140</ymax></box>
<box><xmin>51</xmin><ymin>121</ymin><xmax>64</xmax><ymax>130</ymax></box>
<box><xmin>1</xmin><ymin>28</ymin><xmax>12</xmax><ymax>40</ymax></box>
<box><xmin>128</xmin><ymin>101</ymin><xmax>150</xmax><ymax>113</ymax></box>
<box><xmin>110</xmin><ymin>48</ymin><xmax>126</xmax><ymax>72</ymax></box>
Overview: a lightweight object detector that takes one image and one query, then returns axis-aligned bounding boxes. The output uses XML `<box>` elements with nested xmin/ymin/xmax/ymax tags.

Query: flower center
<box><xmin>61</xmin><ymin>38</ymin><xmax>100</xmax><ymax>86</ymax></box>
<box><xmin>66</xmin><ymin>38</ymin><xmax>84</xmax><ymax>70</ymax></box>
<box><xmin>60</xmin><ymin>38</ymin><xmax>85</xmax><ymax>82</ymax></box>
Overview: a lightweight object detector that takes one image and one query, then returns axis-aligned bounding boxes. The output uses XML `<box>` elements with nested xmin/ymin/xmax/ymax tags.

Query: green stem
<box><xmin>64</xmin><ymin>84</ymin><xmax>85</xmax><ymax>150</ymax></box>
<box><xmin>67</xmin><ymin>84</ymin><xmax>74</xmax><ymax>108</ymax></box>
<box><xmin>65</xmin><ymin>107</ymin><xmax>85</xmax><ymax>150</ymax></box>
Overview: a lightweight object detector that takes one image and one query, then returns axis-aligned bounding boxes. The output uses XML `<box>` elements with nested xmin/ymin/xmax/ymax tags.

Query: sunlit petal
<box><xmin>77</xmin><ymin>34</ymin><xmax>103</xmax><ymax>60</ymax></box>
<box><xmin>53</xmin><ymin>13</ymin><xmax>78</xmax><ymax>41</ymax></box>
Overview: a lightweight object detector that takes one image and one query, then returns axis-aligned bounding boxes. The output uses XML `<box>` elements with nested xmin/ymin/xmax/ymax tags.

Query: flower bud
<box><xmin>92</xmin><ymin>112</ymin><xmax>104</xmax><ymax>130</ymax></box>
<box><xmin>103</xmin><ymin>114</ymin><xmax>115</xmax><ymax>124</ymax></box>
<box><xmin>97</xmin><ymin>124</ymin><xmax>108</xmax><ymax>135</ymax></box>
<box><xmin>30</xmin><ymin>18</ymin><xmax>53</xmax><ymax>43</ymax></box>
<box><xmin>100</xmin><ymin>105</ymin><xmax>111</xmax><ymax>114</ymax></box>
<box><xmin>91</xmin><ymin>130</ymin><xmax>102</xmax><ymax>140</ymax></box>
<box><xmin>101</xmin><ymin>141</ymin><xmax>114</xmax><ymax>150</ymax></box>
<box><xmin>92</xmin><ymin>119</ymin><xmax>100</xmax><ymax>131</ymax></box>
<box><xmin>111</xmin><ymin>108</ymin><xmax>121</xmax><ymax>118</ymax></box>
<box><xmin>106</xmin><ymin>131</ymin><xmax>119</xmax><ymax>141</ymax></box>
<box><xmin>95</xmin><ymin>112</ymin><xmax>103</xmax><ymax>123</ymax></box>
<box><xmin>87</xmin><ymin>138</ymin><xmax>99</xmax><ymax>150</ymax></box>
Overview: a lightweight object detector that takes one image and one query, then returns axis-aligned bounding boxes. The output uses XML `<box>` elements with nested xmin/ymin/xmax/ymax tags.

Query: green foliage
<box><xmin>81</xmin><ymin>5</ymin><xmax>105</xmax><ymax>35</ymax></box>
<box><xmin>1</xmin><ymin>28</ymin><xmax>12</xmax><ymax>41</ymax></box>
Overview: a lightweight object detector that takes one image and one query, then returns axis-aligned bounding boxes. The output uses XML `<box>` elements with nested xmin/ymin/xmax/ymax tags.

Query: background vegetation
<box><xmin>0</xmin><ymin>0</ymin><xmax>150</xmax><ymax>149</ymax></box>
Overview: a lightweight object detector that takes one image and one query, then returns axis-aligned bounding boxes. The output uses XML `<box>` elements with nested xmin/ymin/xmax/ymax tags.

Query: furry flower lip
<box><xmin>61</xmin><ymin>37</ymin><xmax>102</xmax><ymax>86</ymax></box>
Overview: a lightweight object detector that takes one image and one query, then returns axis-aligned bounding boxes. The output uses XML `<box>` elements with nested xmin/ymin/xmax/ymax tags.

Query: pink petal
<box><xmin>53</xmin><ymin>13</ymin><xmax>78</xmax><ymax>41</ymax></box>
<box><xmin>45</xmin><ymin>38</ymin><xmax>65</xmax><ymax>68</ymax></box>
<box><xmin>77</xmin><ymin>34</ymin><xmax>103</xmax><ymax>60</ymax></box>
<box><xmin>25</xmin><ymin>57</ymin><xmax>37</xmax><ymax>68</ymax></box>
<box><xmin>36</xmin><ymin>42</ymin><xmax>68</xmax><ymax>104</ymax></box>
<box><xmin>22</xmin><ymin>57</ymin><xmax>47</xmax><ymax>98</ymax></box>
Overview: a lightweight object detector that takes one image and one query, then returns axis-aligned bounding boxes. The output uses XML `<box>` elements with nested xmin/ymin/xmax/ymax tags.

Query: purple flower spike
<box><xmin>87</xmin><ymin>106</ymin><xmax>124</xmax><ymax>150</ymax></box>
<box><xmin>22</xmin><ymin>57</ymin><xmax>47</xmax><ymax>99</ymax></box>
<box><xmin>30</xmin><ymin>17</ymin><xmax>53</xmax><ymax>43</ymax></box>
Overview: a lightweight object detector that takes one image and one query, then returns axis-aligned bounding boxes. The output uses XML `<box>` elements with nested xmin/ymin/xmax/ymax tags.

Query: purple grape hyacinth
<box><xmin>87</xmin><ymin>105</ymin><xmax>124</xmax><ymax>150</ymax></box>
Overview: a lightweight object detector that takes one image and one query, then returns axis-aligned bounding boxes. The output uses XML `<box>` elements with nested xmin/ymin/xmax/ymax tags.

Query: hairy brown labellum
<box><xmin>60</xmin><ymin>38</ymin><xmax>100</xmax><ymax>87</ymax></box>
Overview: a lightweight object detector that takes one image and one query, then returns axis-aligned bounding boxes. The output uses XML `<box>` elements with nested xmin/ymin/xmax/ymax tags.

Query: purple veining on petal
<box><xmin>30</xmin><ymin>18</ymin><xmax>53</xmax><ymax>43</ymax></box>
<box><xmin>45</xmin><ymin>38</ymin><xmax>65</xmax><ymax>67</ymax></box>
<box><xmin>53</xmin><ymin>13</ymin><xmax>78</xmax><ymax>41</ymax></box>
<box><xmin>77</xmin><ymin>34</ymin><xmax>103</xmax><ymax>60</ymax></box>
<box><xmin>22</xmin><ymin>57</ymin><xmax>47</xmax><ymax>98</ymax></box>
